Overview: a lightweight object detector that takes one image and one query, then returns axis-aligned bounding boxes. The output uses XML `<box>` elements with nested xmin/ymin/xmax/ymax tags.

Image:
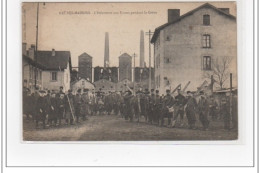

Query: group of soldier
<box><xmin>23</xmin><ymin>85</ymin><xmax>238</xmax><ymax>131</ymax></box>
<box><xmin>120</xmin><ymin>88</ymin><xmax>237</xmax><ymax>130</ymax></box>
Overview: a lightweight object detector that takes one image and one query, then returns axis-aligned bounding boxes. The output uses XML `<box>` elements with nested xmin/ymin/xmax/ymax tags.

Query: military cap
<box><xmin>156</xmin><ymin>90</ymin><xmax>159</xmax><ymax>93</ymax></box>
<box><xmin>48</xmin><ymin>90</ymin><xmax>51</xmax><ymax>93</ymax></box>
<box><xmin>166</xmin><ymin>89</ymin><xmax>171</xmax><ymax>93</ymax></box>
<box><xmin>145</xmin><ymin>88</ymin><xmax>148</xmax><ymax>92</ymax></box>
<box><xmin>60</xmin><ymin>86</ymin><xmax>63</xmax><ymax>89</ymax></box>
<box><xmin>151</xmin><ymin>89</ymin><xmax>154</xmax><ymax>92</ymax></box>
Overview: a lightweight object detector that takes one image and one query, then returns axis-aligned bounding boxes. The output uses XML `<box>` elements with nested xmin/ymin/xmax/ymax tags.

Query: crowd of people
<box><xmin>23</xmin><ymin>86</ymin><xmax>238</xmax><ymax>131</ymax></box>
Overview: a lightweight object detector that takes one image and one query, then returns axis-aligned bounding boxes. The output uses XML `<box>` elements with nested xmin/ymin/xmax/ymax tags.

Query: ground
<box><xmin>23</xmin><ymin>114</ymin><xmax>238</xmax><ymax>141</ymax></box>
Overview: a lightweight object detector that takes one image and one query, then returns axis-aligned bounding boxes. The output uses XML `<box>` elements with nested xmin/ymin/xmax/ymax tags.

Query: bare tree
<box><xmin>204</xmin><ymin>57</ymin><xmax>232</xmax><ymax>90</ymax></box>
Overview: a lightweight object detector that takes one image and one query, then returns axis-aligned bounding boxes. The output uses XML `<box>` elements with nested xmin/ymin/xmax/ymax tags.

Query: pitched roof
<box><xmin>119</xmin><ymin>53</ymin><xmax>132</xmax><ymax>58</ymax></box>
<box><xmin>37</xmin><ymin>50</ymin><xmax>71</xmax><ymax>70</ymax></box>
<box><xmin>23</xmin><ymin>54</ymin><xmax>46</xmax><ymax>69</ymax></box>
<box><xmin>79</xmin><ymin>52</ymin><xmax>93</xmax><ymax>59</ymax></box>
<box><xmin>151</xmin><ymin>3</ymin><xmax>236</xmax><ymax>43</ymax></box>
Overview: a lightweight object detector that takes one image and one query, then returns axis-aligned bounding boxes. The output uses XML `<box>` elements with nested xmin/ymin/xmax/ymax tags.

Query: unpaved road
<box><xmin>23</xmin><ymin>114</ymin><xmax>237</xmax><ymax>141</ymax></box>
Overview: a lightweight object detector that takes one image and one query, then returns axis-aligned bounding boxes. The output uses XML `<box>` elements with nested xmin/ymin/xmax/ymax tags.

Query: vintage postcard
<box><xmin>22</xmin><ymin>2</ymin><xmax>238</xmax><ymax>141</ymax></box>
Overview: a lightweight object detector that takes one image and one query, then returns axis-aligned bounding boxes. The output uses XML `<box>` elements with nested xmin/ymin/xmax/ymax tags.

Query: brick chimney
<box><xmin>168</xmin><ymin>9</ymin><xmax>180</xmax><ymax>23</ymax></box>
<box><xmin>218</xmin><ymin>8</ymin><xmax>230</xmax><ymax>14</ymax></box>
<box><xmin>22</xmin><ymin>42</ymin><xmax>27</xmax><ymax>55</ymax></box>
<box><xmin>52</xmin><ymin>49</ymin><xmax>55</xmax><ymax>56</ymax></box>
<box><xmin>28</xmin><ymin>44</ymin><xmax>35</xmax><ymax>60</ymax></box>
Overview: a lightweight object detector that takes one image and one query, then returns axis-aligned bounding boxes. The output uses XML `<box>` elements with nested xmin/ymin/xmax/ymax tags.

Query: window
<box><xmin>203</xmin><ymin>56</ymin><xmax>211</xmax><ymax>70</ymax></box>
<box><xmin>203</xmin><ymin>34</ymin><xmax>211</xmax><ymax>48</ymax></box>
<box><xmin>51</xmin><ymin>72</ymin><xmax>57</xmax><ymax>81</ymax></box>
<box><xmin>203</xmin><ymin>15</ymin><xmax>210</xmax><ymax>25</ymax></box>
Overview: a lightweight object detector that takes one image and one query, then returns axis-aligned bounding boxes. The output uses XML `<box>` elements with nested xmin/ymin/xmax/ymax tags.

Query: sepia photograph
<box><xmin>22</xmin><ymin>2</ymin><xmax>238</xmax><ymax>141</ymax></box>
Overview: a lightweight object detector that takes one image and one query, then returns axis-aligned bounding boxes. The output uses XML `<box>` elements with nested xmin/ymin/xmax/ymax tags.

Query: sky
<box><xmin>22</xmin><ymin>2</ymin><xmax>236</xmax><ymax>69</ymax></box>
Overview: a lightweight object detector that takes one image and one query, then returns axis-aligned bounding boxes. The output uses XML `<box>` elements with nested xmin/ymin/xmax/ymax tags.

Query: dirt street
<box><xmin>23</xmin><ymin>114</ymin><xmax>238</xmax><ymax>141</ymax></box>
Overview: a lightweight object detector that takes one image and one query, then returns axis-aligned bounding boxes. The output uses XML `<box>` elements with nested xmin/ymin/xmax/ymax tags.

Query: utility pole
<box><xmin>145</xmin><ymin>30</ymin><xmax>154</xmax><ymax>92</ymax></box>
<box><xmin>34</xmin><ymin>2</ymin><xmax>39</xmax><ymax>89</ymax></box>
<box><xmin>133</xmin><ymin>53</ymin><xmax>137</xmax><ymax>95</ymax></box>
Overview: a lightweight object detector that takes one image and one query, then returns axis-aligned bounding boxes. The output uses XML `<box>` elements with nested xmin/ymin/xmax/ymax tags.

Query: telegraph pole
<box><xmin>34</xmin><ymin>2</ymin><xmax>39</xmax><ymax>89</ymax></box>
<box><xmin>145</xmin><ymin>30</ymin><xmax>154</xmax><ymax>92</ymax></box>
<box><xmin>133</xmin><ymin>53</ymin><xmax>137</xmax><ymax>95</ymax></box>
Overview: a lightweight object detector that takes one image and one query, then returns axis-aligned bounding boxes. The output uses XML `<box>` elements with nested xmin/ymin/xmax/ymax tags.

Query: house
<box><xmin>71</xmin><ymin>78</ymin><xmax>95</xmax><ymax>94</ymax></box>
<box><xmin>93</xmin><ymin>79</ymin><xmax>116</xmax><ymax>93</ymax></box>
<box><xmin>22</xmin><ymin>43</ymin><xmax>45</xmax><ymax>92</ymax></box>
<box><xmin>37</xmin><ymin>49</ymin><xmax>72</xmax><ymax>92</ymax></box>
<box><xmin>151</xmin><ymin>3</ymin><xmax>237</xmax><ymax>94</ymax></box>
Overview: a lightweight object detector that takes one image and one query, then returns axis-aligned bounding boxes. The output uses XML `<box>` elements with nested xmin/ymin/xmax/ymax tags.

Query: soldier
<box><xmin>185</xmin><ymin>91</ymin><xmax>197</xmax><ymax>129</ymax></box>
<box><xmin>232</xmin><ymin>91</ymin><xmax>238</xmax><ymax>129</ymax></box>
<box><xmin>89</xmin><ymin>91</ymin><xmax>96</xmax><ymax>116</ymax></box>
<box><xmin>47</xmin><ymin>92</ymin><xmax>58</xmax><ymax>126</ymax></box>
<box><xmin>173</xmin><ymin>88</ymin><xmax>186</xmax><ymax>127</ymax></box>
<box><xmin>197</xmin><ymin>91</ymin><xmax>210</xmax><ymax>130</ymax></box>
<box><xmin>35</xmin><ymin>90</ymin><xmax>47</xmax><ymax>129</ymax></box>
<box><xmin>139</xmin><ymin>89</ymin><xmax>146</xmax><ymax>119</ymax></box>
<box><xmin>133</xmin><ymin>91</ymin><xmax>142</xmax><ymax>122</ymax></box>
<box><xmin>124</xmin><ymin>90</ymin><xmax>134</xmax><ymax>121</ymax></box>
<box><xmin>154</xmin><ymin>90</ymin><xmax>162</xmax><ymax>125</ymax></box>
<box><xmin>143</xmin><ymin>89</ymin><xmax>150</xmax><ymax>122</ymax></box>
<box><xmin>64</xmin><ymin>89</ymin><xmax>75</xmax><ymax>125</ymax></box>
<box><xmin>74</xmin><ymin>89</ymin><xmax>82</xmax><ymax>123</ymax></box>
<box><xmin>220</xmin><ymin>96</ymin><xmax>230</xmax><ymax>130</ymax></box>
<box><xmin>208</xmin><ymin>95</ymin><xmax>218</xmax><ymax>121</ymax></box>
<box><xmin>56</xmin><ymin>93</ymin><xmax>65</xmax><ymax>126</ymax></box>
<box><xmin>149</xmin><ymin>89</ymin><xmax>156</xmax><ymax>124</ymax></box>
<box><xmin>161</xmin><ymin>89</ymin><xmax>175</xmax><ymax>127</ymax></box>
<box><xmin>119</xmin><ymin>91</ymin><xmax>125</xmax><ymax>117</ymax></box>
<box><xmin>81</xmin><ymin>89</ymin><xmax>90</xmax><ymax>120</ymax></box>
<box><xmin>23</xmin><ymin>87</ymin><xmax>31</xmax><ymax>121</ymax></box>
<box><xmin>59</xmin><ymin>86</ymin><xmax>64</xmax><ymax>96</ymax></box>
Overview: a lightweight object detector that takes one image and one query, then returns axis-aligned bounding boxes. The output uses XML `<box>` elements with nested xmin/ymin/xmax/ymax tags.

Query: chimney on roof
<box><xmin>218</xmin><ymin>8</ymin><xmax>230</xmax><ymax>14</ymax></box>
<box><xmin>52</xmin><ymin>49</ymin><xmax>55</xmax><ymax>56</ymax></box>
<box><xmin>168</xmin><ymin>9</ymin><xmax>180</xmax><ymax>23</ymax></box>
<box><xmin>28</xmin><ymin>44</ymin><xmax>35</xmax><ymax>60</ymax></box>
<box><xmin>22</xmin><ymin>42</ymin><xmax>27</xmax><ymax>55</ymax></box>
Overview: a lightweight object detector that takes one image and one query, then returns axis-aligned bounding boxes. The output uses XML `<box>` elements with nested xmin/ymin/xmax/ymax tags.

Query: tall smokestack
<box><xmin>104</xmin><ymin>32</ymin><xmax>109</xmax><ymax>67</ymax></box>
<box><xmin>140</xmin><ymin>30</ymin><xmax>145</xmax><ymax>67</ymax></box>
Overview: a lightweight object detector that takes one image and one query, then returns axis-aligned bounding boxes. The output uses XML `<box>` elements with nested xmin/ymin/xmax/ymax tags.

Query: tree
<box><xmin>204</xmin><ymin>57</ymin><xmax>232</xmax><ymax>90</ymax></box>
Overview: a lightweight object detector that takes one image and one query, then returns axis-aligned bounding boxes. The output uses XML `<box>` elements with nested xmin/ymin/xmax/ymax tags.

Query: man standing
<box><xmin>173</xmin><ymin>88</ymin><xmax>186</xmax><ymax>127</ymax></box>
<box><xmin>57</xmin><ymin>93</ymin><xmax>65</xmax><ymax>126</ymax></box>
<box><xmin>161</xmin><ymin>89</ymin><xmax>175</xmax><ymax>127</ymax></box>
<box><xmin>197</xmin><ymin>91</ymin><xmax>209</xmax><ymax>130</ymax></box>
<box><xmin>232</xmin><ymin>91</ymin><xmax>238</xmax><ymax>129</ymax></box>
<box><xmin>81</xmin><ymin>89</ymin><xmax>90</xmax><ymax>120</ymax></box>
<box><xmin>144</xmin><ymin>89</ymin><xmax>150</xmax><ymax>122</ymax></box>
<box><xmin>149</xmin><ymin>89</ymin><xmax>156</xmax><ymax>124</ymax></box>
<box><xmin>208</xmin><ymin>95</ymin><xmax>218</xmax><ymax>121</ymax></box>
<box><xmin>48</xmin><ymin>92</ymin><xmax>58</xmax><ymax>127</ymax></box>
<box><xmin>65</xmin><ymin>90</ymin><xmax>75</xmax><ymax>125</ymax></box>
<box><xmin>124</xmin><ymin>90</ymin><xmax>134</xmax><ymax>121</ymax></box>
<box><xmin>35</xmin><ymin>91</ymin><xmax>47</xmax><ymax>129</ymax></box>
<box><xmin>74</xmin><ymin>89</ymin><xmax>82</xmax><ymax>123</ymax></box>
<box><xmin>220</xmin><ymin>96</ymin><xmax>230</xmax><ymax>130</ymax></box>
<box><xmin>154</xmin><ymin>90</ymin><xmax>162</xmax><ymax>125</ymax></box>
<box><xmin>185</xmin><ymin>91</ymin><xmax>197</xmax><ymax>129</ymax></box>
